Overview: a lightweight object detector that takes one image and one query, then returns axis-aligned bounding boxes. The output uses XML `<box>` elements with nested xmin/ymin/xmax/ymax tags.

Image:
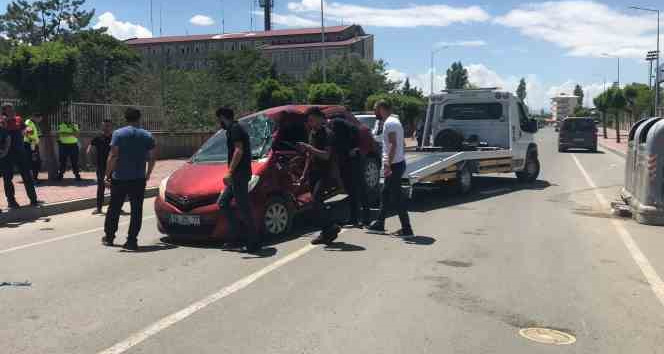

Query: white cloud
<box><xmin>287</xmin><ymin>0</ymin><xmax>490</xmax><ymax>28</ymax></box>
<box><xmin>271</xmin><ymin>13</ymin><xmax>319</xmax><ymax>27</ymax></box>
<box><xmin>93</xmin><ymin>12</ymin><xmax>152</xmax><ymax>40</ymax></box>
<box><xmin>437</xmin><ymin>40</ymin><xmax>487</xmax><ymax>48</ymax></box>
<box><xmin>494</xmin><ymin>1</ymin><xmax>658</xmax><ymax>59</ymax></box>
<box><xmin>547</xmin><ymin>80</ymin><xmax>606</xmax><ymax>107</ymax></box>
<box><xmin>189</xmin><ymin>15</ymin><xmax>215</xmax><ymax>27</ymax></box>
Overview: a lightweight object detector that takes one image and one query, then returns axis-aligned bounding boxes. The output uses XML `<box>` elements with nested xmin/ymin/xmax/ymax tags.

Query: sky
<box><xmin>1</xmin><ymin>0</ymin><xmax>662</xmax><ymax>111</ymax></box>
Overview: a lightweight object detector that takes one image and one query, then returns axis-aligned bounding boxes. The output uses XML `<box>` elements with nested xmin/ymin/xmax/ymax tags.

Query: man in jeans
<box><xmin>87</xmin><ymin>119</ymin><xmax>113</xmax><ymax>215</ymax></box>
<box><xmin>103</xmin><ymin>108</ymin><xmax>156</xmax><ymax>251</ymax></box>
<box><xmin>216</xmin><ymin>107</ymin><xmax>261</xmax><ymax>253</ymax></box>
<box><xmin>367</xmin><ymin>100</ymin><xmax>414</xmax><ymax>237</ymax></box>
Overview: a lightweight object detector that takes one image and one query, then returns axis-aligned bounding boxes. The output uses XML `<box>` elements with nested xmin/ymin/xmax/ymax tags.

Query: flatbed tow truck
<box><xmin>400</xmin><ymin>88</ymin><xmax>541</xmax><ymax>197</ymax></box>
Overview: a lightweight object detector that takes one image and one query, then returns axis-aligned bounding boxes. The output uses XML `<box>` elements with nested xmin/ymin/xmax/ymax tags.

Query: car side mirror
<box><xmin>526</xmin><ymin>119</ymin><xmax>538</xmax><ymax>133</ymax></box>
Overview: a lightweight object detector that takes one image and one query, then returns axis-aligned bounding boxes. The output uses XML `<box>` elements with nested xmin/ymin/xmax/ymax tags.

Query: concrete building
<box><xmin>551</xmin><ymin>93</ymin><xmax>579</xmax><ymax>121</ymax></box>
<box><xmin>125</xmin><ymin>25</ymin><xmax>373</xmax><ymax>80</ymax></box>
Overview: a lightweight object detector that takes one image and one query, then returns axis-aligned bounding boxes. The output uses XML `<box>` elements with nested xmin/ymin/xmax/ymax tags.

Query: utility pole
<box><xmin>150</xmin><ymin>0</ymin><xmax>154</xmax><ymax>35</ymax></box>
<box><xmin>601</xmin><ymin>53</ymin><xmax>620</xmax><ymax>87</ymax></box>
<box><xmin>429</xmin><ymin>46</ymin><xmax>447</xmax><ymax>95</ymax></box>
<box><xmin>647</xmin><ymin>50</ymin><xmax>659</xmax><ymax>115</ymax></box>
<box><xmin>260</xmin><ymin>0</ymin><xmax>272</xmax><ymax>31</ymax></box>
<box><xmin>321</xmin><ymin>0</ymin><xmax>326</xmax><ymax>83</ymax></box>
<box><xmin>630</xmin><ymin>6</ymin><xmax>660</xmax><ymax>113</ymax></box>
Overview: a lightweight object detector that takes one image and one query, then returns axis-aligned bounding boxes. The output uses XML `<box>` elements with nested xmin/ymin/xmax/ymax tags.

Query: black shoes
<box><xmin>312</xmin><ymin>224</ymin><xmax>341</xmax><ymax>245</ymax></box>
<box><xmin>92</xmin><ymin>209</ymin><xmax>103</xmax><ymax>215</ymax></box>
<box><xmin>101</xmin><ymin>236</ymin><xmax>114</xmax><ymax>247</ymax></box>
<box><xmin>366</xmin><ymin>221</ymin><xmax>386</xmax><ymax>234</ymax></box>
<box><xmin>391</xmin><ymin>228</ymin><xmax>415</xmax><ymax>238</ymax></box>
<box><xmin>122</xmin><ymin>239</ymin><xmax>138</xmax><ymax>251</ymax></box>
<box><xmin>30</xmin><ymin>200</ymin><xmax>44</xmax><ymax>207</ymax></box>
<box><xmin>7</xmin><ymin>200</ymin><xmax>20</xmax><ymax>209</ymax></box>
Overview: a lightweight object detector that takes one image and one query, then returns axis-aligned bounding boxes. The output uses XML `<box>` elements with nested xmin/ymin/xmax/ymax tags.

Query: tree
<box><xmin>365</xmin><ymin>93</ymin><xmax>426</xmax><ymax>135</ymax></box>
<box><xmin>163</xmin><ymin>70</ymin><xmax>217</xmax><ymax>131</ymax></box>
<box><xmin>445</xmin><ymin>61</ymin><xmax>468</xmax><ymax>90</ymax></box>
<box><xmin>254</xmin><ymin>78</ymin><xmax>294</xmax><ymax>109</ymax></box>
<box><xmin>307</xmin><ymin>83</ymin><xmax>344</xmax><ymax>105</ymax></box>
<box><xmin>0</xmin><ymin>0</ymin><xmax>94</xmax><ymax>45</ymax></box>
<box><xmin>516</xmin><ymin>78</ymin><xmax>527</xmax><ymax>101</ymax></box>
<box><xmin>307</xmin><ymin>56</ymin><xmax>396</xmax><ymax>110</ymax></box>
<box><xmin>401</xmin><ymin>78</ymin><xmax>424</xmax><ymax>99</ymax></box>
<box><xmin>606</xmin><ymin>87</ymin><xmax>626</xmax><ymax>143</ymax></box>
<box><xmin>594</xmin><ymin>92</ymin><xmax>609</xmax><ymax>139</ymax></box>
<box><xmin>0</xmin><ymin>41</ymin><xmax>79</xmax><ymax>178</ymax></box>
<box><xmin>573</xmin><ymin>106</ymin><xmax>592</xmax><ymax>117</ymax></box>
<box><xmin>573</xmin><ymin>84</ymin><xmax>584</xmax><ymax>107</ymax></box>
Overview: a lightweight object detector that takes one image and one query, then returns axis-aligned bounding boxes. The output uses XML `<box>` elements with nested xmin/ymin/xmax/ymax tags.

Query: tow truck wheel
<box><xmin>263</xmin><ymin>196</ymin><xmax>293</xmax><ymax>237</ymax></box>
<box><xmin>456</xmin><ymin>165</ymin><xmax>473</xmax><ymax>195</ymax></box>
<box><xmin>516</xmin><ymin>152</ymin><xmax>540</xmax><ymax>183</ymax></box>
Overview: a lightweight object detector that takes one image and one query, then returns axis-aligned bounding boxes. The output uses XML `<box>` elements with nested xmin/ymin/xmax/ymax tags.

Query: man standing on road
<box><xmin>0</xmin><ymin>115</ymin><xmax>11</xmax><ymax>214</ymax></box>
<box><xmin>57</xmin><ymin>116</ymin><xmax>81</xmax><ymax>181</ymax></box>
<box><xmin>1</xmin><ymin>104</ymin><xmax>41</xmax><ymax>208</ymax></box>
<box><xmin>216</xmin><ymin>107</ymin><xmax>261</xmax><ymax>253</ymax></box>
<box><xmin>298</xmin><ymin>107</ymin><xmax>341</xmax><ymax>245</ymax></box>
<box><xmin>87</xmin><ymin>119</ymin><xmax>113</xmax><ymax>215</ymax></box>
<box><xmin>103</xmin><ymin>108</ymin><xmax>156</xmax><ymax>251</ymax></box>
<box><xmin>367</xmin><ymin>100</ymin><xmax>414</xmax><ymax>238</ymax></box>
<box><xmin>328</xmin><ymin>116</ymin><xmax>370</xmax><ymax>227</ymax></box>
<box><xmin>24</xmin><ymin>113</ymin><xmax>43</xmax><ymax>183</ymax></box>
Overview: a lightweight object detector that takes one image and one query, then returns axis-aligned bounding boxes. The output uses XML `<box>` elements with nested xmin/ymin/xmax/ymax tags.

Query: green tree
<box><xmin>163</xmin><ymin>70</ymin><xmax>217</xmax><ymax>131</ymax></box>
<box><xmin>573</xmin><ymin>106</ymin><xmax>592</xmax><ymax>117</ymax></box>
<box><xmin>307</xmin><ymin>83</ymin><xmax>345</xmax><ymax>105</ymax></box>
<box><xmin>445</xmin><ymin>61</ymin><xmax>468</xmax><ymax>90</ymax></box>
<box><xmin>401</xmin><ymin>77</ymin><xmax>424</xmax><ymax>99</ymax></box>
<box><xmin>68</xmin><ymin>29</ymin><xmax>140</xmax><ymax>102</ymax></box>
<box><xmin>254</xmin><ymin>78</ymin><xmax>294</xmax><ymax>109</ymax></box>
<box><xmin>606</xmin><ymin>87</ymin><xmax>626</xmax><ymax>143</ymax></box>
<box><xmin>0</xmin><ymin>0</ymin><xmax>94</xmax><ymax>45</ymax></box>
<box><xmin>573</xmin><ymin>84</ymin><xmax>584</xmax><ymax>107</ymax></box>
<box><xmin>209</xmin><ymin>49</ymin><xmax>272</xmax><ymax>113</ymax></box>
<box><xmin>365</xmin><ymin>93</ymin><xmax>426</xmax><ymax>135</ymax></box>
<box><xmin>516</xmin><ymin>78</ymin><xmax>527</xmax><ymax>101</ymax></box>
<box><xmin>307</xmin><ymin>56</ymin><xmax>396</xmax><ymax>110</ymax></box>
<box><xmin>593</xmin><ymin>92</ymin><xmax>609</xmax><ymax>139</ymax></box>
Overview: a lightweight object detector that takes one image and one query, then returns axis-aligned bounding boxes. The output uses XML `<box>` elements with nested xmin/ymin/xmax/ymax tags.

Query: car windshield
<box><xmin>562</xmin><ymin>119</ymin><xmax>595</xmax><ymax>132</ymax></box>
<box><xmin>191</xmin><ymin>113</ymin><xmax>274</xmax><ymax>164</ymax></box>
<box><xmin>357</xmin><ymin>116</ymin><xmax>377</xmax><ymax>131</ymax></box>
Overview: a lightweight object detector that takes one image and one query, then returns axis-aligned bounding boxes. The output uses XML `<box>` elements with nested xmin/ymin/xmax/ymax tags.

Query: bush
<box><xmin>307</xmin><ymin>83</ymin><xmax>344</xmax><ymax>105</ymax></box>
<box><xmin>254</xmin><ymin>78</ymin><xmax>295</xmax><ymax>110</ymax></box>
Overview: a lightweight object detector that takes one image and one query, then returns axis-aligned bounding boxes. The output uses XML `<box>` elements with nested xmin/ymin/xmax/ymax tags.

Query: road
<box><xmin>2</xmin><ymin>128</ymin><xmax>664</xmax><ymax>354</ymax></box>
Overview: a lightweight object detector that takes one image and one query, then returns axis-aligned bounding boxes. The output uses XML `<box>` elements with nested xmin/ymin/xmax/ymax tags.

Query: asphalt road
<box><xmin>2</xmin><ymin>128</ymin><xmax>664</xmax><ymax>354</ymax></box>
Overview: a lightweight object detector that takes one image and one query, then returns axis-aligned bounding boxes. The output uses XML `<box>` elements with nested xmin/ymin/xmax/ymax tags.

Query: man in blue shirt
<box><xmin>102</xmin><ymin>108</ymin><xmax>156</xmax><ymax>251</ymax></box>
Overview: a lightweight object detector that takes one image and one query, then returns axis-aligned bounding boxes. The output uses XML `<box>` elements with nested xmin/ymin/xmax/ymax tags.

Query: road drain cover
<box><xmin>519</xmin><ymin>328</ymin><xmax>576</xmax><ymax>345</ymax></box>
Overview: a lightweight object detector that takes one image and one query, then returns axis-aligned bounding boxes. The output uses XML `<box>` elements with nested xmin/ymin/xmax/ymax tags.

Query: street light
<box><xmin>646</xmin><ymin>50</ymin><xmax>659</xmax><ymax>115</ymax></box>
<box><xmin>430</xmin><ymin>46</ymin><xmax>448</xmax><ymax>95</ymax></box>
<box><xmin>601</xmin><ymin>53</ymin><xmax>621</xmax><ymax>87</ymax></box>
<box><xmin>320</xmin><ymin>0</ymin><xmax>326</xmax><ymax>83</ymax></box>
<box><xmin>630</xmin><ymin>6</ymin><xmax>660</xmax><ymax>111</ymax></box>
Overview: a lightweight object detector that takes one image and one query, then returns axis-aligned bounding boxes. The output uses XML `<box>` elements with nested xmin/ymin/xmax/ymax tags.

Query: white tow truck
<box><xmin>402</xmin><ymin>88</ymin><xmax>541</xmax><ymax>196</ymax></box>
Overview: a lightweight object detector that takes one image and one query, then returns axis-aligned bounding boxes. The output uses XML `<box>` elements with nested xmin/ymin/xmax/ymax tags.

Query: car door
<box><xmin>272</xmin><ymin>115</ymin><xmax>311</xmax><ymax>206</ymax></box>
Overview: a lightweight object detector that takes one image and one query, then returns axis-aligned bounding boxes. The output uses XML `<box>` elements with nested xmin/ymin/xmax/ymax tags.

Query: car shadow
<box><xmin>563</xmin><ymin>149</ymin><xmax>604</xmax><ymax>154</ymax></box>
<box><xmin>323</xmin><ymin>241</ymin><xmax>366</xmax><ymax>252</ymax></box>
<box><xmin>408</xmin><ymin>177</ymin><xmax>554</xmax><ymax>213</ymax></box>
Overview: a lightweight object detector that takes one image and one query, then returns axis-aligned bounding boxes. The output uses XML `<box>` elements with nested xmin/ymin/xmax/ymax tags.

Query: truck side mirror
<box><xmin>526</xmin><ymin>119</ymin><xmax>538</xmax><ymax>133</ymax></box>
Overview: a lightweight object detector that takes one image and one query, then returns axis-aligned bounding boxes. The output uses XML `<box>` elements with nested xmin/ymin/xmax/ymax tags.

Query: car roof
<box><xmin>246</xmin><ymin>105</ymin><xmax>350</xmax><ymax>124</ymax></box>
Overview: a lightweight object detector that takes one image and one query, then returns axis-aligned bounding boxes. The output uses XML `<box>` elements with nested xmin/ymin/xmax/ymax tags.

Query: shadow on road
<box><xmin>324</xmin><ymin>241</ymin><xmax>366</xmax><ymax>252</ymax></box>
<box><xmin>403</xmin><ymin>235</ymin><xmax>436</xmax><ymax>245</ymax></box>
<box><xmin>409</xmin><ymin>177</ymin><xmax>554</xmax><ymax>213</ymax></box>
<box><xmin>561</xmin><ymin>149</ymin><xmax>605</xmax><ymax>154</ymax></box>
<box><xmin>119</xmin><ymin>242</ymin><xmax>178</xmax><ymax>253</ymax></box>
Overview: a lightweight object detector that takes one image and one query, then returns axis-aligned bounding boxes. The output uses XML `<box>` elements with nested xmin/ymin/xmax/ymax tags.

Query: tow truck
<box><xmin>402</xmin><ymin>88</ymin><xmax>541</xmax><ymax>197</ymax></box>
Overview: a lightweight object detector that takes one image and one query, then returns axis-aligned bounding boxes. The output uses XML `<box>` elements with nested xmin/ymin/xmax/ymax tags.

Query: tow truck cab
<box><xmin>425</xmin><ymin>88</ymin><xmax>539</xmax><ymax>171</ymax></box>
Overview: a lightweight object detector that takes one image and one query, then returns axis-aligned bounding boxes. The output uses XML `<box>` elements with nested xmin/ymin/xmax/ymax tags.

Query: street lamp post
<box><xmin>321</xmin><ymin>0</ymin><xmax>326</xmax><ymax>83</ymax></box>
<box><xmin>429</xmin><ymin>46</ymin><xmax>447</xmax><ymax>95</ymax></box>
<box><xmin>630</xmin><ymin>6</ymin><xmax>660</xmax><ymax>112</ymax></box>
<box><xmin>601</xmin><ymin>53</ymin><xmax>620</xmax><ymax>87</ymax></box>
<box><xmin>647</xmin><ymin>50</ymin><xmax>659</xmax><ymax>115</ymax></box>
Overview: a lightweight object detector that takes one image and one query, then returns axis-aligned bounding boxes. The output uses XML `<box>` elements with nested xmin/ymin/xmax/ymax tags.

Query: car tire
<box><xmin>456</xmin><ymin>164</ymin><xmax>473</xmax><ymax>195</ymax></box>
<box><xmin>364</xmin><ymin>156</ymin><xmax>381</xmax><ymax>205</ymax></box>
<box><xmin>262</xmin><ymin>196</ymin><xmax>293</xmax><ymax>237</ymax></box>
<box><xmin>516</xmin><ymin>151</ymin><xmax>540</xmax><ymax>183</ymax></box>
<box><xmin>558</xmin><ymin>146</ymin><xmax>566</xmax><ymax>153</ymax></box>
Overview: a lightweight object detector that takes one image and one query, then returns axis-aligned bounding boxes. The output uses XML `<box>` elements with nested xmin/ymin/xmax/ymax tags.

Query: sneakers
<box><xmin>311</xmin><ymin>224</ymin><xmax>341</xmax><ymax>245</ymax></box>
<box><xmin>391</xmin><ymin>228</ymin><xmax>415</xmax><ymax>238</ymax></box>
<box><xmin>92</xmin><ymin>209</ymin><xmax>103</xmax><ymax>215</ymax></box>
<box><xmin>7</xmin><ymin>200</ymin><xmax>20</xmax><ymax>209</ymax></box>
<box><xmin>122</xmin><ymin>239</ymin><xmax>138</xmax><ymax>251</ymax></box>
<box><xmin>30</xmin><ymin>200</ymin><xmax>44</xmax><ymax>207</ymax></box>
<box><xmin>101</xmin><ymin>236</ymin><xmax>114</xmax><ymax>247</ymax></box>
<box><xmin>366</xmin><ymin>221</ymin><xmax>386</xmax><ymax>234</ymax></box>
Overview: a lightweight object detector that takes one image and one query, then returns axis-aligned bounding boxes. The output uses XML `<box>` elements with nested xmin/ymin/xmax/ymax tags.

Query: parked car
<box><xmin>155</xmin><ymin>105</ymin><xmax>382</xmax><ymax>241</ymax></box>
<box><xmin>558</xmin><ymin>117</ymin><xmax>598</xmax><ymax>152</ymax></box>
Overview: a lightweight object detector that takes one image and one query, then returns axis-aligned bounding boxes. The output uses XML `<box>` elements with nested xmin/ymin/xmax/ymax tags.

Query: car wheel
<box><xmin>263</xmin><ymin>196</ymin><xmax>293</xmax><ymax>237</ymax></box>
<box><xmin>558</xmin><ymin>146</ymin><xmax>566</xmax><ymax>153</ymax></box>
<box><xmin>456</xmin><ymin>164</ymin><xmax>473</xmax><ymax>195</ymax></box>
<box><xmin>364</xmin><ymin>156</ymin><xmax>381</xmax><ymax>203</ymax></box>
<box><xmin>516</xmin><ymin>151</ymin><xmax>540</xmax><ymax>183</ymax></box>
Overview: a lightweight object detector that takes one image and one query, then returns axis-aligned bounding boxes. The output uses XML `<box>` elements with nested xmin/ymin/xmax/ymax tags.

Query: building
<box><xmin>125</xmin><ymin>25</ymin><xmax>374</xmax><ymax>80</ymax></box>
<box><xmin>551</xmin><ymin>93</ymin><xmax>579</xmax><ymax>121</ymax></box>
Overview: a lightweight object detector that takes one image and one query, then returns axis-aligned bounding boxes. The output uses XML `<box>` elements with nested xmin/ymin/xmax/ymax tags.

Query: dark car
<box><xmin>558</xmin><ymin>117</ymin><xmax>598</xmax><ymax>152</ymax></box>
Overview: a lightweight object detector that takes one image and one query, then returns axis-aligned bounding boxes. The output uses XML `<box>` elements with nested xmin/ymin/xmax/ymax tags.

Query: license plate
<box><xmin>169</xmin><ymin>214</ymin><xmax>201</xmax><ymax>226</ymax></box>
<box><xmin>574</xmin><ymin>138</ymin><xmax>585</xmax><ymax>142</ymax></box>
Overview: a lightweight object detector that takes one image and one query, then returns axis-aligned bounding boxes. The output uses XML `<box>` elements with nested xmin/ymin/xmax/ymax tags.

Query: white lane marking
<box><xmin>0</xmin><ymin>215</ymin><xmax>156</xmax><ymax>255</ymax></box>
<box><xmin>97</xmin><ymin>243</ymin><xmax>319</xmax><ymax>354</ymax></box>
<box><xmin>571</xmin><ymin>154</ymin><xmax>664</xmax><ymax>307</ymax></box>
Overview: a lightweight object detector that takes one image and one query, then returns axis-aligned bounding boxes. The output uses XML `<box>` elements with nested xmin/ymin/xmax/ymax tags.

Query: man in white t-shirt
<box><xmin>367</xmin><ymin>100</ymin><xmax>414</xmax><ymax>237</ymax></box>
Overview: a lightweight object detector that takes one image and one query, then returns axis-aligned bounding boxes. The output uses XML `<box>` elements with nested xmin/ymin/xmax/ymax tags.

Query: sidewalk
<box><xmin>1</xmin><ymin>159</ymin><xmax>186</xmax><ymax>210</ymax></box>
<box><xmin>597</xmin><ymin>128</ymin><xmax>628</xmax><ymax>157</ymax></box>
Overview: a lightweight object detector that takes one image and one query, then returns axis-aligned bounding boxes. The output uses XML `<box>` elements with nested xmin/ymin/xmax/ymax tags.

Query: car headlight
<box><xmin>159</xmin><ymin>175</ymin><xmax>170</xmax><ymax>200</ymax></box>
<box><xmin>248</xmin><ymin>175</ymin><xmax>260</xmax><ymax>192</ymax></box>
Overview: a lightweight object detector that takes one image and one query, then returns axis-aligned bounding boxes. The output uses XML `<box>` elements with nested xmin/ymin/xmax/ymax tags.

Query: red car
<box><xmin>155</xmin><ymin>105</ymin><xmax>381</xmax><ymax>241</ymax></box>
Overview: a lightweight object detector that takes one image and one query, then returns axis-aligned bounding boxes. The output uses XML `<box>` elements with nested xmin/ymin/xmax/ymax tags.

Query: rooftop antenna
<box><xmin>259</xmin><ymin>0</ymin><xmax>272</xmax><ymax>31</ymax></box>
<box><xmin>250</xmin><ymin>0</ymin><xmax>255</xmax><ymax>31</ymax></box>
<box><xmin>159</xmin><ymin>2</ymin><xmax>163</xmax><ymax>37</ymax></box>
<box><xmin>221</xmin><ymin>0</ymin><xmax>225</xmax><ymax>34</ymax></box>
<box><xmin>150</xmin><ymin>0</ymin><xmax>154</xmax><ymax>35</ymax></box>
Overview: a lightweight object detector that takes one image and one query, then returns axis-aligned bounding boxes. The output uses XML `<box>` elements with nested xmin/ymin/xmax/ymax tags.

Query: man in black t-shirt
<box><xmin>0</xmin><ymin>116</ymin><xmax>11</xmax><ymax>214</ymax></box>
<box><xmin>87</xmin><ymin>119</ymin><xmax>114</xmax><ymax>214</ymax></box>
<box><xmin>216</xmin><ymin>107</ymin><xmax>260</xmax><ymax>253</ymax></box>
<box><xmin>329</xmin><ymin>117</ymin><xmax>370</xmax><ymax>227</ymax></box>
<box><xmin>298</xmin><ymin>107</ymin><xmax>341</xmax><ymax>245</ymax></box>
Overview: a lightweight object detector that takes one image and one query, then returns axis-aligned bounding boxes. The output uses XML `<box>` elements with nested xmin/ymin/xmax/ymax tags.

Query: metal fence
<box><xmin>1</xmin><ymin>98</ymin><xmax>167</xmax><ymax>132</ymax></box>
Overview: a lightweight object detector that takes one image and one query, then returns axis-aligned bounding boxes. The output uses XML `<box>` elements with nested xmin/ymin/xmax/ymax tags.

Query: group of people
<box><xmin>218</xmin><ymin>99</ymin><xmax>414</xmax><ymax>253</ymax></box>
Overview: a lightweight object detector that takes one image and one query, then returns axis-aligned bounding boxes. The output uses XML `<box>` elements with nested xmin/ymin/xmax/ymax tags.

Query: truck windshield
<box><xmin>443</xmin><ymin>103</ymin><xmax>503</xmax><ymax>120</ymax></box>
<box><xmin>191</xmin><ymin>113</ymin><xmax>274</xmax><ymax>164</ymax></box>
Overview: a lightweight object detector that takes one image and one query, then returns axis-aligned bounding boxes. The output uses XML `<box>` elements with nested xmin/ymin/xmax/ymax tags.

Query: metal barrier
<box><xmin>621</xmin><ymin>117</ymin><xmax>664</xmax><ymax>225</ymax></box>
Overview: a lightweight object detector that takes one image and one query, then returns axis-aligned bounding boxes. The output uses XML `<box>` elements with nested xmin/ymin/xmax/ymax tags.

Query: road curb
<box><xmin>0</xmin><ymin>187</ymin><xmax>158</xmax><ymax>225</ymax></box>
<box><xmin>598</xmin><ymin>141</ymin><xmax>626</xmax><ymax>159</ymax></box>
